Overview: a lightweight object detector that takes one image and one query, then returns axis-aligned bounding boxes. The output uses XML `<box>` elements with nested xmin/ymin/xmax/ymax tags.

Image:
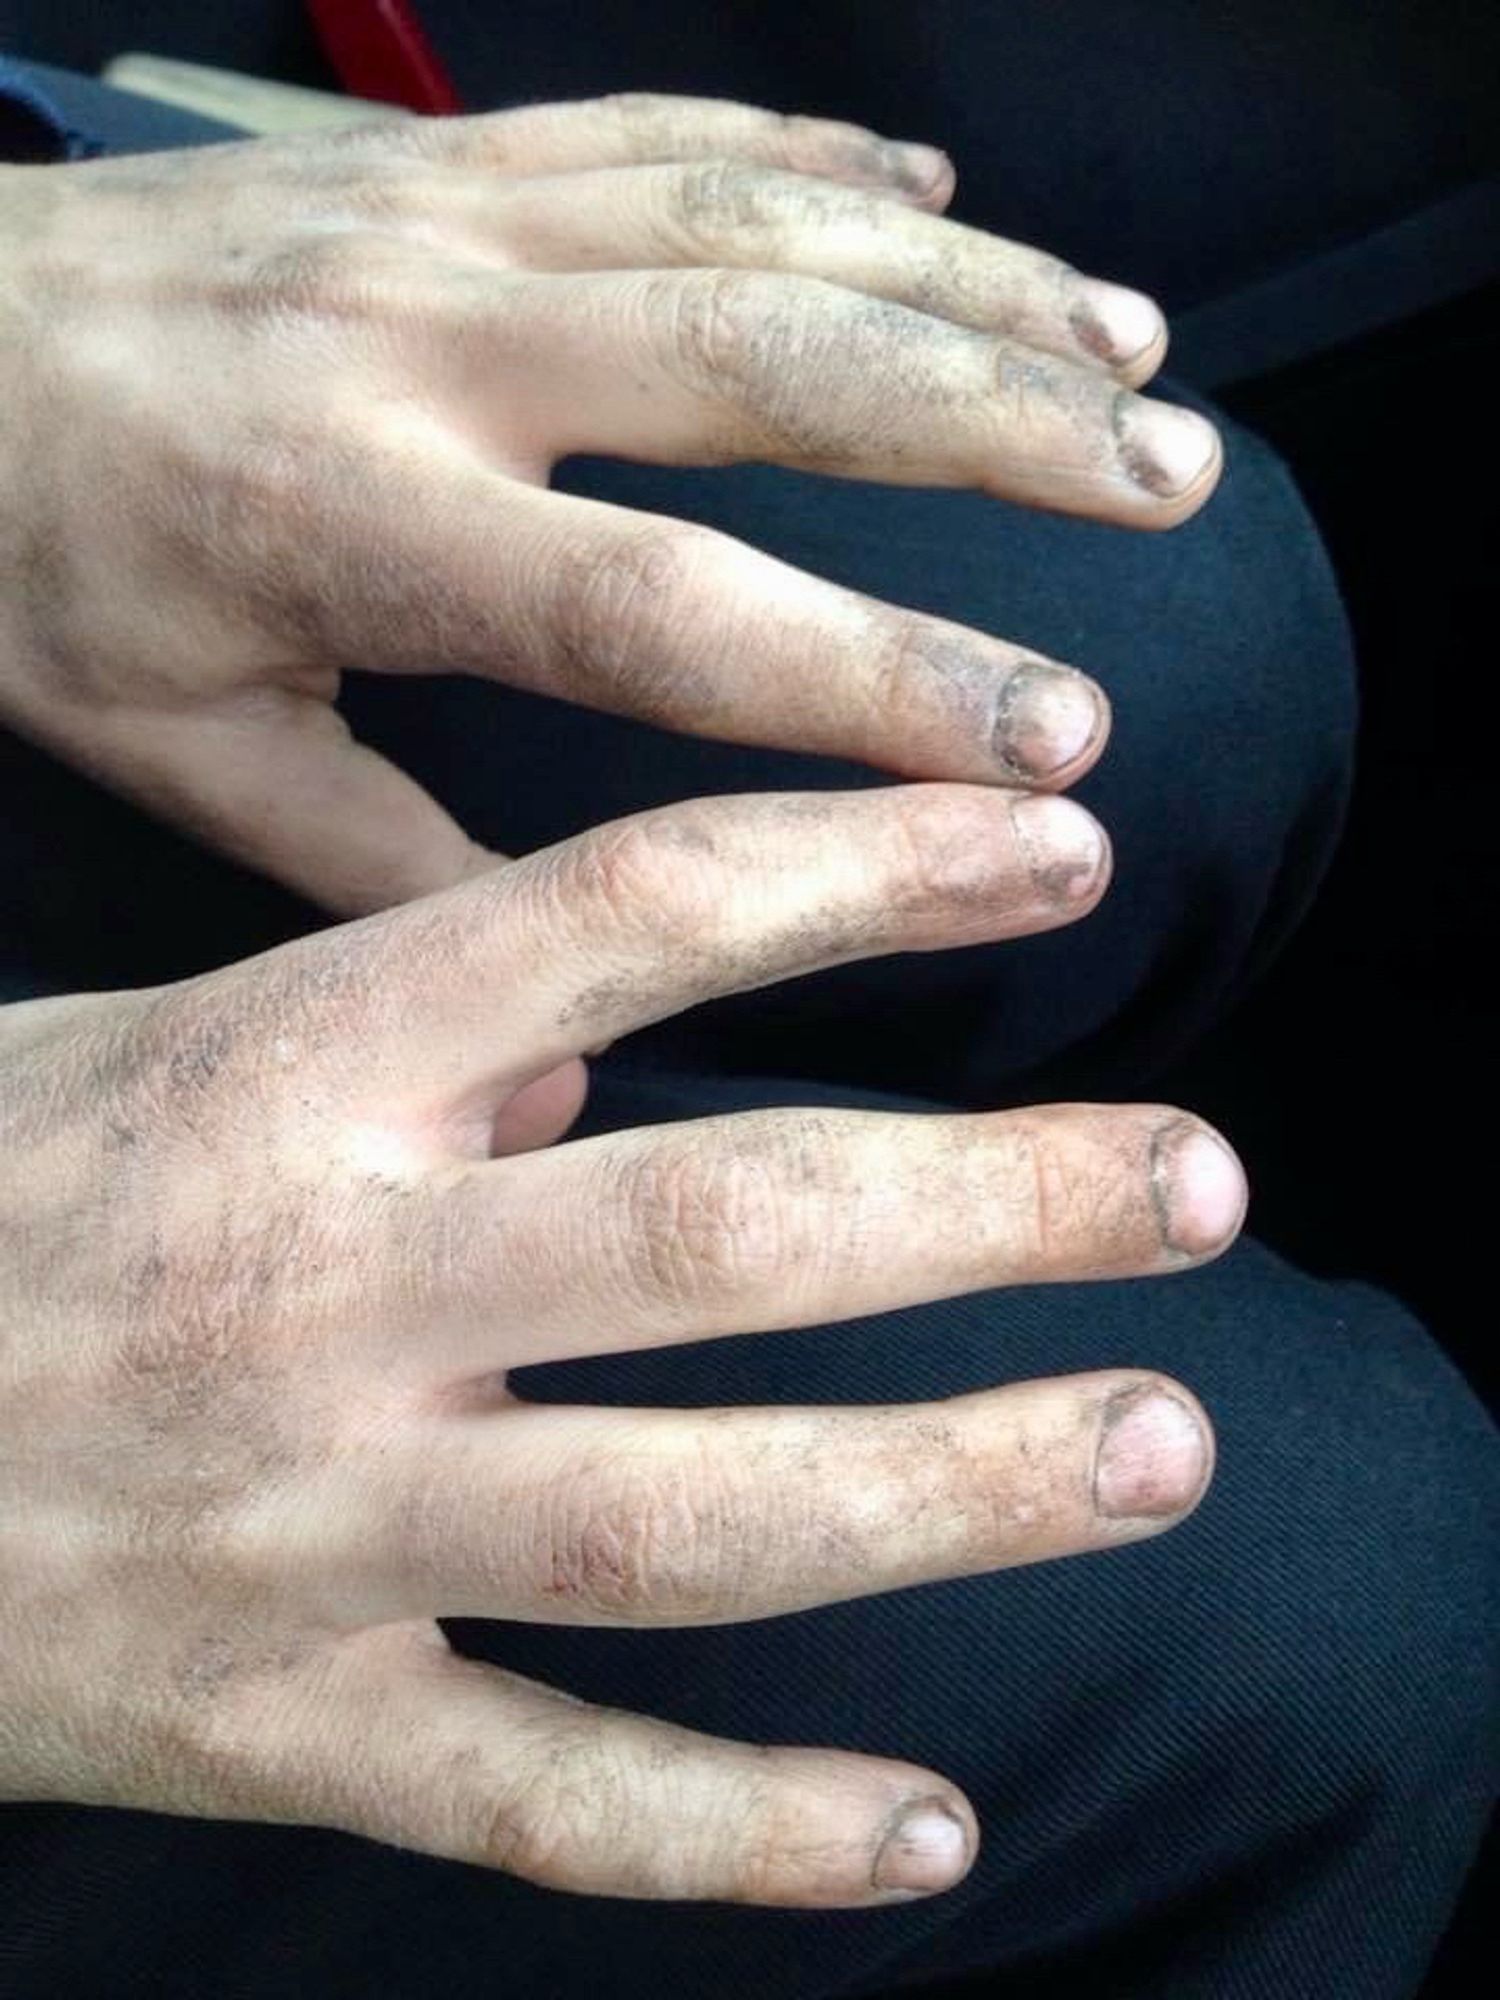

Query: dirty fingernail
<box><xmin>1113</xmin><ymin>395</ymin><xmax>1221</xmax><ymax>497</ymax></box>
<box><xmin>1008</xmin><ymin>793</ymin><xmax>1109</xmax><ymax>902</ymax></box>
<box><xmin>1151</xmin><ymin>1120</ymin><xmax>1246</xmax><ymax>1256</ymax></box>
<box><xmin>1071</xmin><ymin>281</ymin><xmax>1166</xmax><ymax>367</ymax></box>
<box><xmin>993</xmin><ymin>660</ymin><xmax>1107</xmax><ymax>781</ymax></box>
<box><xmin>872</xmin><ymin>1800</ymin><xmax>971</xmax><ymax>1896</ymax></box>
<box><xmin>886</xmin><ymin>140</ymin><xmax>951</xmax><ymax>196</ymax></box>
<box><xmin>1095</xmin><ymin>1386</ymin><xmax>1210</xmax><ymax>1520</ymax></box>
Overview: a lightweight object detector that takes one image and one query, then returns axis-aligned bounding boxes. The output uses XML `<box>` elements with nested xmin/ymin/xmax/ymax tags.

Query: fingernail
<box><xmin>886</xmin><ymin>140</ymin><xmax>951</xmax><ymax>196</ymax></box>
<box><xmin>872</xmin><ymin>1799</ymin><xmax>971</xmax><ymax>1897</ymax></box>
<box><xmin>992</xmin><ymin>660</ymin><xmax>1106</xmax><ymax>781</ymax></box>
<box><xmin>1112</xmin><ymin>394</ymin><xmax>1221</xmax><ymax>497</ymax></box>
<box><xmin>1008</xmin><ymin>794</ymin><xmax>1109</xmax><ymax>903</ymax></box>
<box><xmin>1070</xmin><ymin>281</ymin><xmax>1166</xmax><ymax>367</ymax></box>
<box><xmin>1149</xmin><ymin>1120</ymin><xmax>1246</xmax><ymax>1256</ymax></box>
<box><xmin>1095</xmin><ymin>1385</ymin><xmax>1209</xmax><ymax>1520</ymax></box>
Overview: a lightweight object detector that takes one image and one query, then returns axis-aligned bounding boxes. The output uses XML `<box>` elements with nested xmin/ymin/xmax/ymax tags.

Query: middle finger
<box><xmin>370</xmin><ymin>1101</ymin><xmax>1245</xmax><ymax>1375</ymax></box>
<box><xmin>311</xmin><ymin>1369</ymin><xmax>1216</xmax><ymax>1626</ymax></box>
<box><xmin>447</xmin><ymin>267</ymin><xmax>1223</xmax><ymax>527</ymax></box>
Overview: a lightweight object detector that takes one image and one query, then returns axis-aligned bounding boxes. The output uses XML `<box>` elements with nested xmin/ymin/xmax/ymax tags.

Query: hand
<box><xmin>0</xmin><ymin>781</ymin><xmax>1244</xmax><ymax>1903</ymax></box>
<box><xmin>0</xmin><ymin>93</ymin><xmax>1219</xmax><ymax>916</ymax></box>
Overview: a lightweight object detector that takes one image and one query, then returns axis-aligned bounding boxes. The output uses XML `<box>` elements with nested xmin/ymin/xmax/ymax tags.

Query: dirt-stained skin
<box><xmin>0</xmin><ymin>92</ymin><xmax>1229</xmax><ymax>1901</ymax></box>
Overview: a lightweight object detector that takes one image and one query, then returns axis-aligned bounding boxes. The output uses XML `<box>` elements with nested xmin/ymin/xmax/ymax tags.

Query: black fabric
<box><xmin>0</xmin><ymin>55</ymin><xmax>1496</xmax><ymax>2000</ymax></box>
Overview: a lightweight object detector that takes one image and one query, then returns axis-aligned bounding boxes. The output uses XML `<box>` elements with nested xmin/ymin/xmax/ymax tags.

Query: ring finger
<box><xmin>310</xmin><ymin>1367</ymin><xmax>1214</xmax><ymax>1625</ymax></box>
<box><xmin>461</xmin><ymin>160</ymin><xmax>1167</xmax><ymax>384</ymax></box>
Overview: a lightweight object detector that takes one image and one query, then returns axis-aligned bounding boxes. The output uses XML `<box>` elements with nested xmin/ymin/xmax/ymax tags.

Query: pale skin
<box><xmin>0</xmin><ymin>94</ymin><xmax>1241</xmax><ymax>1905</ymax></box>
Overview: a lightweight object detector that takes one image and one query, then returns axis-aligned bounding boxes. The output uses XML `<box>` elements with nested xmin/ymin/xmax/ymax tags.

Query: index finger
<box><xmin>242</xmin><ymin>784</ymin><xmax>1108</xmax><ymax>1123</ymax></box>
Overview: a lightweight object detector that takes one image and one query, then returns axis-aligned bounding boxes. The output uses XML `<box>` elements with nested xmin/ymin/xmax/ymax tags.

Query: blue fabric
<box><xmin>0</xmin><ymin>53</ymin><xmax>88</xmax><ymax>159</ymax></box>
<box><xmin>0</xmin><ymin>54</ymin><xmax>241</xmax><ymax>159</ymax></box>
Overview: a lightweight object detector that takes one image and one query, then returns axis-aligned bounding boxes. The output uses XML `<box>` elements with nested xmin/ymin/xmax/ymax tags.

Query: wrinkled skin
<box><xmin>0</xmin><ymin>96</ymin><xmax>1239</xmax><ymax>1905</ymax></box>
<box><xmin>0</xmin><ymin>91</ymin><xmax>1218</xmax><ymax>915</ymax></box>
<box><xmin>0</xmin><ymin>782</ymin><xmax>1243</xmax><ymax>1903</ymax></box>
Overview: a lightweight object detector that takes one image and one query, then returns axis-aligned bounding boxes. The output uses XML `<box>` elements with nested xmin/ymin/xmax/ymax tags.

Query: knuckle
<box><xmin>560</xmin><ymin>804</ymin><xmax>721</xmax><ymax>936</ymax></box>
<box><xmin>662</xmin><ymin>266</ymin><xmax>794</xmax><ymax>391</ymax></box>
<box><xmin>653</xmin><ymin>266</ymin><xmax>859</xmax><ymax>459</ymax></box>
<box><xmin>879</xmin><ymin>787</ymin><xmax>1006</xmax><ymax>923</ymax></box>
<box><xmin>669</xmin><ymin>161</ymin><xmax>861</xmax><ymax>262</ymax></box>
<box><xmin>993</xmin><ymin>346</ymin><xmax>1061</xmax><ymax>430</ymax></box>
<box><xmin>1009</xmin><ymin>1122</ymin><xmax>1063</xmax><ymax>1267</ymax></box>
<box><xmin>591</xmin><ymin>90</ymin><xmax>704</xmax><ymax>162</ymax></box>
<box><xmin>122</xmin><ymin>969</ymin><xmax>328</xmax><ymax>1145</ymax></box>
<box><xmin>478</xmin><ymin>1764</ymin><xmax>593</xmax><ymax>1883</ymax></box>
<box><xmin>279</xmin><ymin>149</ymin><xmax>437</xmax><ymax>223</ymax></box>
<box><xmin>622</xmin><ymin>1137</ymin><xmax>788</xmax><ymax>1309</ymax></box>
<box><xmin>1007</xmin><ymin>1116</ymin><xmax>1126</xmax><ymax>1268</ymax></box>
<box><xmin>866</xmin><ymin>612</ymin><xmax>950</xmax><ymax>733</ymax></box>
<box><xmin>479</xmin><ymin>1787</ymin><xmax>552</xmax><ymax>1878</ymax></box>
<box><xmin>535</xmin><ymin>1460</ymin><xmax>725</xmax><ymax>1621</ymax></box>
<box><xmin>237</xmin><ymin>231</ymin><xmax>387</xmax><ymax>325</ymax></box>
<box><xmin>549</xmin><ymin>524</ymin><xmax>715</xmax><ymax>716</ymax></box>
<box><xmin>671</xmin><ymin>159</ymin><xmax>774</xmax><ymax>245</ymax></box>
<box><xmin>298</xmin><ymin>116</ymin><xmax>438</xmax><ymax>165</ymax></box>
<box><xmin>213</xmin><ymin>427</ymin><xmax>329</xmax><ymax>567</ymax></box>
<box><xmin>774</xmin><ymin>108</ymin><xmax>888</xmax><ymax>181</ymax></box>
<box><xmin>399</xmin><ymin>1173</ymin><xmax>499</xmax><ymax>1328</ymax></box>
<box><xmin>992</xmin><ymin>342</ymin><xmax>1105</xmax><ymax>451</ymax></box>
<box><xmin>115</xmin><ymin>1635</ymin><xmax>318</xmax><ymax>1822</ymax></box>
<box><xmin>652</xmin><ymin>266</ymin><xmax>900</xmax><ymax>464</ymax></box>
<box><xmin>542</xmin><ymin>1491</ymin><xmax>654</xmax><ymax>1617</ymax></box>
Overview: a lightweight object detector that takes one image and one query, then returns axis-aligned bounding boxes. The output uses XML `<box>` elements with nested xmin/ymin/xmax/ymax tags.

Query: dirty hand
<box><xmin>0</xmin><ymin>781</ymin><xmax>1244</xmax><ymax>1903</ymax></box>
<box><xmin>0</xmin><ymin>93</ymin><xmax>1220</xmax><ymax>915</ymax></box>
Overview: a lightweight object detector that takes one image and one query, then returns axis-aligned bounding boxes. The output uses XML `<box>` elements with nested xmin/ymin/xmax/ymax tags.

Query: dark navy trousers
<box><xmin>0</xmin><ymin>58</ymin><xmax>1496</xmax><ymax>2000</ymax></box>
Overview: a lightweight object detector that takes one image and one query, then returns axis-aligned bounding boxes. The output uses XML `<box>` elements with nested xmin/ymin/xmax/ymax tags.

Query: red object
<box><xmin>307</xmin><ymin>0</ymin><xmax>465</xmax><ymax>115</ymax></box>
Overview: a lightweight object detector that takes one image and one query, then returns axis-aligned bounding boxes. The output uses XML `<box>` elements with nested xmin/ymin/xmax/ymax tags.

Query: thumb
<box><xmin>96</xmin><ymin>688</ymin><xmax>500</xmax><ymax>916</ymax></box>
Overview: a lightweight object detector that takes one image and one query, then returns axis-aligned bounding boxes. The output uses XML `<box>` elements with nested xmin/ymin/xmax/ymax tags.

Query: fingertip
<box><xmin>1150</xmin><ymin>1117</ymin><xmax>1248</xmax><ymax>1259</ymax></box>
<box><xmin>883</xmin><ymin>140</ymin><xmax>956</xmax><ymax>208</ymax></box>
<box><xmin>1162</xmin><ymin>1375</ymin><xmax>1218</xmax><ymax>1508</ymax></box>
<box><xmin>1008</xmin><ymin>793</ymin><xmax>1113</xmax><ymax>910</ymax></box>
<box><xmin>1070</xmin><ymin>281</ymin><xmax>1167</xmax><ymax>378</ymax></box>
<box><xmin>1115</xmin><ymin>318</ymin><xmax>1171</xmax><ymax>391</ymax></box>
<box><xmin>1112</xmin><ymin>396</ymin><xmax>1224</xmax><ymax>523</ymax></box>
<box><xmin>1094</xmin><ymin>1377</ymin><xmax>1215</xmax><ymax>1524</ymax></box>
<box><xmin>992</xmin><ymin>660</ymin><xmax>1111</xmax><ymax>787</ymax></box>
<box><xmin>870</xmin><ymin>1791</ymin><xmax>979</xmax><ymax>1900</ymax></box>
